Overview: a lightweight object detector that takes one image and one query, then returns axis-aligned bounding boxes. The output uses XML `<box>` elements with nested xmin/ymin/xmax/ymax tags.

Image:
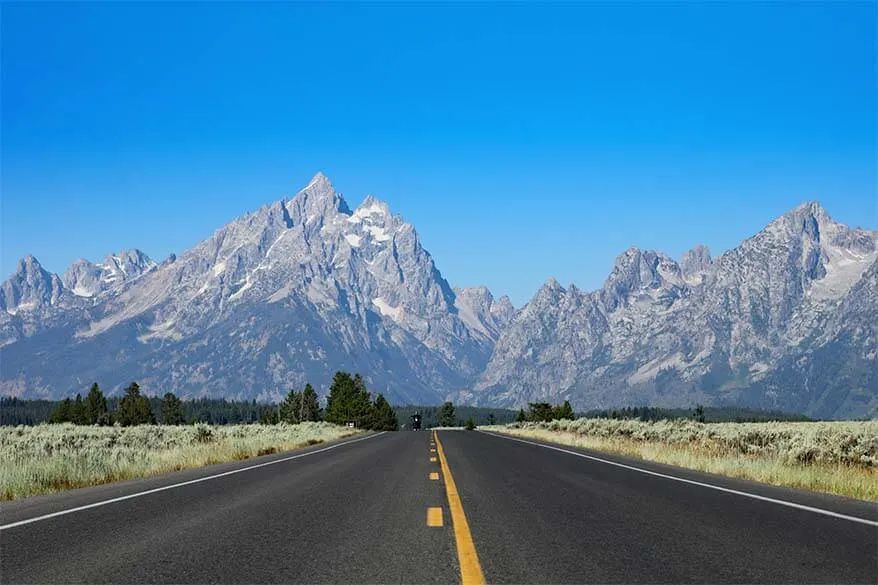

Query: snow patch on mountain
<box><xmin>372</xmin><ymin>297</ymin><xmax>403</xmax><ymax>322</ymax></box>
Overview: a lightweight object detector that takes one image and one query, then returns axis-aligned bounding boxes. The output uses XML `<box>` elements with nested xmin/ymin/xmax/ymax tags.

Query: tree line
<box><xmin>46</xmin><ymin>382</ymin><xmax>183</xmax><ymax>426</ymax></box>
<box><xmin>257</xmin><ymin>372</ymin><xmax>398</xmax><ymax>431</ymax></box>
<box><xmin>2</xmin><ymin>394</ymin><xmax>281</xmax><ymax>426</ymax></box>
<box><xmin>514</xmin><ymin>401</ymin><xmax>576</xmax><ymax>423</ymax></box>
<box><xmin>14</xmin><ymin>372</ymin><xmax>399</xmax><ymax>431</ymax></box>
<box><xmin>393</xmin><ymin>404</ymin><xmax>519</xmax><ymax>429</ymax></box>
<box><xmin>2</xmin><ymin>388</ymin><xmax>813</xmax><ymax>427</ymax></box>
<box><xmin>578</xmin><ymin>405</ymin><xmax>813</xmax><ymax>423</ymax></box>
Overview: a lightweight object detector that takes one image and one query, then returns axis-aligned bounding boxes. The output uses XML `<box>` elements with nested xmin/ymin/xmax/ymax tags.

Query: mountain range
<box><xmin>2</xmin><ymin>173</ymin><xmax>875</xmax><ymax>418</ymax></box>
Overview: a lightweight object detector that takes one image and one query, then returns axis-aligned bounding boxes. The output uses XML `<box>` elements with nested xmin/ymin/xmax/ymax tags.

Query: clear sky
<box><xmin>2</xmin><ymin>2</ymin><xmax>875</xmax><ymax>306</ymax></box>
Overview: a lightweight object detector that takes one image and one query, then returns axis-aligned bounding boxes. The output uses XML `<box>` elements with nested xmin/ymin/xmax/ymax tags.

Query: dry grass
<box><xmin>485</xmin><ymin>419</ymin><xmax>878</xmax><ymax>501</ymax></box>
<box><xmin>0</xmin><ymin>422</ymin><xmax>361</xmax><ymax>500</ymax></box>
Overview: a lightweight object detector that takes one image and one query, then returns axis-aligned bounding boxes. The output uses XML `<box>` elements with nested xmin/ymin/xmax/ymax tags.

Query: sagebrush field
<box><xmin>487</xmin><ymin>418</ymin><xmax>878</xmax><ymax>501</ymax></box>
<box><xmin>0</xmin><ymin>422</ymin><xmax>360</xmax><ymax>500</ymax></box>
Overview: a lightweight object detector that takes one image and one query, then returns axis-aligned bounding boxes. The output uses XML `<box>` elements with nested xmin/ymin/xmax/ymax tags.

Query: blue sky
<box><xmin>2</xmin><ymin>2</ymin><xmax>875</xmax><ymax>306</ymax></box>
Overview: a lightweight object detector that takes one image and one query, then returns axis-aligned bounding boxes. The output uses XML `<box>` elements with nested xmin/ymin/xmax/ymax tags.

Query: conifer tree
<box><xmin>325</xmin><ymin>372</ymin><xmax>372</xmax><ymax>427</ymax></box>
<box><xmin>371</xmin><ymin>394</ymin><xmax>398</xmax><ymax>431</ymax></box>
<box><xmin>116</xmin><ymin>382</ymin><xmax>155</xmax><ymax>426</ymax></box>
<box><xmin>85</xmin><ymin>383</ymin><xmax>110</xmax><ymax>425</ymax></box>
<box><xmin>161</xmin><ymin>392</ymin><xmax>186</xmax><ymax>425</ymax></box>
<box><xmin>280</xmin><ymin>390</ymin><xmax>303</xmax><ymax>424</ymax></box>
<box><xmin>527</xmin><ymin>402</ymin><xmax>554</xmax><ymax>422</ymax></box>
<box><xmin>300</xmin><ymin>384</ymin><xmax>321</xmax><ymax>422</ymax></box>
<box><xmin>49</xmin><ymin>398</ymin><xmax>73</xmax><ymax>423</ymax></box>
<box><xmin>439</xmin><ymin>402</ymin><xmax>456</xmax><ymax>427</ymax></box>
<box><xmin>554</xmin><ymin>400</ymin><xmax>575</xmax><ymax>420</ymax></box>
<box><xmin>71</xmin><ymin>393</ymin><xmax>87</xmax><ymax>425</ymax></box>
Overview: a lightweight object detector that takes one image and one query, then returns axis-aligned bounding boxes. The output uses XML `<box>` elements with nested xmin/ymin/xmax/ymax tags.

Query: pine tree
<box><xmin>371</xmin><ymin>394</ymin><xmax>398</xmax><ymax>431</ymax></box>
<box><xmin>300</xmin><ymin>384</ymin><xmax>322</xmax><ymax>422</ymax></box>
<box><xmin>116</xmin><ymin>382</ymin><xmax>155</xmax><ymax>426</ymax></box>
<box><xmin>528</xmin><ymin>402</ymin><xmax>554</xmax><ymax>422</ymax></box>
<box><xmin>464</xmin><ymin>417</ymin><xmax>476</xmax><ymax>430</ymax></box>
<box><xmin>439</xmin><ymin>402</ymin><xmax>456</xmax><ymax>427</ymax></box>
<box><xmin>280</xmin><ymin>390</ymin><xmax>303</xmax><ymax>424</ymax></box>
<box><xmin>161</xmin><ymin>392</ymin><xmax>185</xmax><ymax>425</ymax></box>
<box><xmin>554</xmin><ymin>400</ymin><xmax>575</xmax><ymax>420</ymax></box>
<box><xmin>49</xmin><ymin>398</ymin><xmax>73</xmax><ymax>423</ymax></box>
<box><xmin>85</xmin><ymin>383</ymin><xmax>110</xmax><ymax>425</ymax></box>
<box><xmin>71</xmin><ymin>393</ymin><xmax>87</xmax><ymax>425</ymax></box>
<box><xmin>515</xmin><ymin>408</ymin><xmax>527</xmax><ymax>423</ymax></box>
<box><xmin>325</xmin><ymin>372</ymin><xmax>372</xmax><ymax>427</ymax></box>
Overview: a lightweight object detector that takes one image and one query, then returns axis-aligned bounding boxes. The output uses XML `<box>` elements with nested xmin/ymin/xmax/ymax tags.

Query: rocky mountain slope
<box><xmin>1</xmin><ymin>176</ymin><xmax>875</xmax><ymax>418</ymax></box>
<box><xmin>0</xmin><ymin>174</ymin><xmax>494</xmax><ymax>404</ymax></box>
<box><xmin>462</xmin><ymin>203</ymin><xmax>877</xmax><ymax>419</ymax></box>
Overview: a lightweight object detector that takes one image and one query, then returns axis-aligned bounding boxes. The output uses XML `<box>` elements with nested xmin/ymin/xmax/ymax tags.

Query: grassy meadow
<box><xmin>486</xmin><ymin>418</ymin><xmax>878</xmax><ymax>501</ymax></box>
<box><xmin>0</xmin><ymin>422</ymin><xmax>361</xmax><ymax>500</ymax></box>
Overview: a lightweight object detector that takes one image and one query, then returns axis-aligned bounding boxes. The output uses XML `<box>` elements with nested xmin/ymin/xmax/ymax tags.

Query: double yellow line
<box><xmin>433</xmin><ymin>431</ymin><xmax>486</xmax><ymax>585</ymax></box>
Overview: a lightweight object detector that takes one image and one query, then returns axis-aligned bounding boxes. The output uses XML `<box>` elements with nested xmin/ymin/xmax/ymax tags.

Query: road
<box><xmin>2</xmin><ymin>430</ymin><xmax>876</xmax><ymax>584</ymax></box>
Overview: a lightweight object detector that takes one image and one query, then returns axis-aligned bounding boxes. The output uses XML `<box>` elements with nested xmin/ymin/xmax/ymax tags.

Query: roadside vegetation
<box><xmin>0</xmin><ymin>421</ymin><xmax>360</xmax><ymax>500</ymax></box>
<box><xmin>487</xmin><ymin>414</ymin><xmax>878</xmax><ymax>501</ymax></box>
<box><xmin>0</xmin><ymin>371</ymin><xmax>399</xmax><ymax>500</ymax></box>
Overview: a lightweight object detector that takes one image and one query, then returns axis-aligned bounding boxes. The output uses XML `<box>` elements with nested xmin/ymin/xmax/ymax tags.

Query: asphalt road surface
<box><xmin>2</xmin><ymin>430</ymin><xmax>876</xmax><ymax>584</ymax></box>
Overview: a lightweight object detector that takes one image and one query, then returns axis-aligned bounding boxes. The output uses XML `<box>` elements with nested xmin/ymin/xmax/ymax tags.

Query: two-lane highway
<box><xmin>2</xmin><ymin>429</ymin><xmax>876</xmax><ymax>584</ymax></box>
<box><xmin>445</xmin><ymin>431</ymin><xmax>877</xmax><ymax>584</ymax></box>
<box><xmin>2</xmin><ymin>432</ymin><xmax>457</xmax><ymax>584</ymax></box>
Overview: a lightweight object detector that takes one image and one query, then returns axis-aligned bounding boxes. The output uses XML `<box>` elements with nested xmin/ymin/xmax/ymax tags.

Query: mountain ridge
<box><xmin>1</xmin><ymin>175</ymin><xmax>875</xmax><ymax>418</ymax></box>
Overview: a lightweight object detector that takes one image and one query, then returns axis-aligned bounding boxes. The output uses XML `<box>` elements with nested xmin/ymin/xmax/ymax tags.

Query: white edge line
<box><xmin>480</xmin><ymin>430</ymin><xmax>878</xmax><ymax>527</ymax></box>
<box><xmin>0</xmin><ymin>431</ymin><xmax>385</xmax><ymax>531</ymax></box>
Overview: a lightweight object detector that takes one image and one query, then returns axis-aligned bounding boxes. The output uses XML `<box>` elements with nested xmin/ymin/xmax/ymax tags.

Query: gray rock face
<box><xmin>62</xmin><ymin>250</ymin><xmax>157</xmax><ymax>298</ymax></box>
<box><xmin>680</xmin><ymin>245</ymin><xmax>713</xmax><ymax>284</ymax></box>
<box><xmin>464</xmin><ymin>202</ymin><xmax>877</xmax><ymax>419</ymax></box>
<box><xmin>0</xmin><ymin>180</ymin><xmax>874</xmax><ymax>418</ymax></box>
<box><xmin>0</xmin><ymin>173</ymin><xmax>492</xmax><ymax>403</ymax></box>
<box><xmin>453</xmin><ymin>286</ymin><xmax>515</xmax><ymax>344</ymax></box>
<box><xmin>1</xmin><ymin>255</ymin><xmax>65</xmax><ymax>312</ymax></box>
<box><xmin>0</xmin><ymin>255</ymin><xmax>78</xmax><ymax>349</ymax></box>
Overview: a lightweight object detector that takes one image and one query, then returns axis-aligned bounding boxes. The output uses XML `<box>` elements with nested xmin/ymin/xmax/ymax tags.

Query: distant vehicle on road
<box><xmin>410</xmin><ymin>413</ymin><xmax>422</xmax><ymax>430</ymax></box>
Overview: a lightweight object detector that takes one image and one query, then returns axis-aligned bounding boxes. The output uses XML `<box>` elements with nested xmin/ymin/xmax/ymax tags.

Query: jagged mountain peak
<box><xmin>493</xmin><ymin>294</ymin><xmax>514</xmax><ymax>311</ymax></box>
<box><xmin>351</xmin><ymin>195</ymin><xmax>394</xmax><ymax>225</ymax></box>
<box><xmin>1</xmin><ymin>254</ymin><xmax>64</xmax><ymax>312</ymax></box>
<box><xmin>543</xmin><ymin>276</ymin><xmax>563</xmax><ymax>290</ymax></box>
<box><xmin>682</xmin><ymin>244</ymin><xmax>711</xmax><ymax>262</ymax></box>
<box><xmin>600</xmin><ymin>247</ymin><xmax>684</xmax><ymax>310</ymax></box>
<box><xmin>454</xmin><ymin>285</ymin><xmax>492</xmax><ymax>300</ymax></box>
<box><xmin>680</xmin><ymin>245</ymin><xmax>713</xmax><ymax>283</ymax></box>
<box><xmin>15</xmin><ymin>254</ymin><xmax>43</xmax><ymax>274</ymax></box>
<box><xmin>790</xmin><ymin>200</ymin><xmax>829</xmax><ymax>219</ymax></box>
<box><xmin>453</xmin><ymin>285</ymin><xmax>514</xmax><ymax>343</ymax></box>
<box><xmin>759</xmin><ymin>200</ymin><xmax>837</xmax><ymax>243</ymax></box>
<box><xmin>527</xmin><ymin>277</ymin><xmax>566</xmax><ymax>309</ymax></box>
<box><xmin>61</xmin><ymin>248</ymin><xmax>156</xmax><ymax>296</ymax></box>
<box><xmin>302</xmin><ymin>171</ymin><xmax>332</xmax><ymax>193</ymax></box>
<box><xmin>286</xmin><ymin>172</ymin><xmax>351</xmax><ymax>222</ymax></box>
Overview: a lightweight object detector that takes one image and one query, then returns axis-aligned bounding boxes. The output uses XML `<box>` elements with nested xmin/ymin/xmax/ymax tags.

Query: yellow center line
<box><xmin>427</xmin><ymin>507</ymin><xmax>444</xmax><ymax>527</ymax></box>
<box><xmin>434</xmin><ymin>431</ymin><xmax>486</xmax><ymax>585</ymax></box>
